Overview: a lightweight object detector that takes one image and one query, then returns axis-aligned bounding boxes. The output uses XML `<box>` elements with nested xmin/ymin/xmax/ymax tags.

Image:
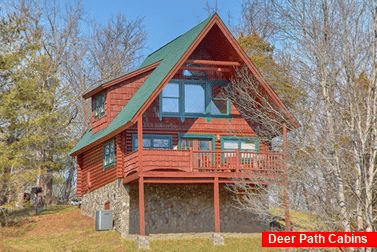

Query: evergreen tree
<box><xmin>0</xmin><ymin>10</ymin><xmax>73</xmax><ymax>206</ymax></box>
<box><xmin>238</xmin><ymin>32</ymin><xmax>304</xmax><ymax>108</ymax></box>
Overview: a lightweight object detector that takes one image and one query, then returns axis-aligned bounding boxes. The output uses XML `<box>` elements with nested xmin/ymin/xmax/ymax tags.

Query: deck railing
<box><xmin>124</xmin><ymin>151</ymin><xmax>139</xmax><ymax>176</ymax></box>
<box><xmin>124</xmin><ymin>149</ymin><xmax>285</xmax><ymax>178</ymax></box>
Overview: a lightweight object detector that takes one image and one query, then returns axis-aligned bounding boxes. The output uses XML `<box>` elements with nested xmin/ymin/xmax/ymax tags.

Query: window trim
<box><xmin>103</xmin><ymin>139</ymin><xmax>116</xmax><ymax>169</ymax></box>
<box><xmin>132</xmin><ymin>134</ymin><xmax>173</xmax><ymax>151</ymax></box>
<box><xmin>220</xmin><ymin>136</ymin><xmax>259</xmax><ymax>153</ymax></box>
<box><xmin>160</xmin><ymin>82</ymin><xmax>180</xmax><ymax>114</ymax></box>
<box><xmin>93</xmin><ymin>93</ymin><xmax>106</xmax><ymax>119</ymax></box>
<box><xmin>178</xmin><ymin>133</ymin><xmax>216</xmax><ymax>151</ymax></box>
<box><xmin>159</xmin><ymin>79</ymin><xmax>231</xmax><ymax>119</ymax></box>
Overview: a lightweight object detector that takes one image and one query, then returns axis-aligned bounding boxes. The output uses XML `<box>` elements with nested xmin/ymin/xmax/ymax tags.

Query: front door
<box><xmin>181</xmin><ymin>138</ymin><xmax>212</xmax><ymax>169</ymax></box>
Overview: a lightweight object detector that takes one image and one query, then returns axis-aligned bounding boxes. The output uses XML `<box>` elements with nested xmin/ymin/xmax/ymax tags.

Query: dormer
<box><xmin>83</xmin><ymin>62</ymin><xmax>159</xmax><ymax>134</ymax></box>
<box><xmin>90</xmin><ymin>91</ymin><xmax>108</xmax><ymax>133</ymax></box>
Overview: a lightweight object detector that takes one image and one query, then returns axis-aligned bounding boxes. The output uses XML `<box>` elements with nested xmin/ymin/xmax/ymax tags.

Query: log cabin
<box><xmin>70</xmin><ymin>13</ymin><xmax>299</xmax><ymax>237</ymax></box>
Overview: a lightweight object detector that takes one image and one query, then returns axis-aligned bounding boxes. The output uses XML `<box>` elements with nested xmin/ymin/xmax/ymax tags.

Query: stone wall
<box><xmin>128</xmin><ymin>183</ymin><xmax>266</xmax><ymax>235</ymax></box>
<box><xmin>81</xmin><ymin>179</ymin><xmax>130</xmax><ymax>237</ymax></box>
<box><xmin>81</xmin><ymin>181</ymin><xmax>266</xmax><ymax>236</ymax></box>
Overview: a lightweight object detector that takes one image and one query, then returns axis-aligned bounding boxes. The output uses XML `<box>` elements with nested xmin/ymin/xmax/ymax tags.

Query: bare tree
<box><xmin>226</xmin><ymin>66</ymin><xmax>298</xmax><ymax>230</ymax></box>
<box><xmin>238</xmin><ymin>0</ymin><xmax>278</xmax><ymax>40</ymax></box>
<box><xmin>236</xmin><ymin>0</ymin><xmax>377</xmax><ymax>233</ymax></box>
<box><xmin>204</xmin><ymin>0</ymin><xmax>219</xmax><ymax>17</ymax></box>
<box><xmin>87</xmin><ymin>14</ymin><xmax>146</xmax><ymax>82</ymax></box>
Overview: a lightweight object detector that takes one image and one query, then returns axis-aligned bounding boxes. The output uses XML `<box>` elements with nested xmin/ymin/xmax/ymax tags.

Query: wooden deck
<box><xmin>123</xmin><ymin>149</ymin><xmax>287</xmax><ymax>184</ymax></box>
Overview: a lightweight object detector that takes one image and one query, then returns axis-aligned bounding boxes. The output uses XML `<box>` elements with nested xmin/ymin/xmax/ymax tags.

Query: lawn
<box><xmin>0</xmin><ymin>206</ymin><xmax>269</xmax><ymax>251</ymax></box>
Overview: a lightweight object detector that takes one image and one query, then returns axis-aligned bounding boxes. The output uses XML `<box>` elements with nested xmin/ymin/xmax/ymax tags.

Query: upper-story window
<box><xmin>93</xmin><ymin>93</ymin><xmax>105</xmax><ymax>118</ymax></box>
<box><xmin>161</xmin><ymin>83</ymin><xmax>179</xmax><ymax>113</ymax></box>
<box><xmin>184</xmin><ymin>84</ymin><xmax>205</xmax><ymax>113</ymax></box>
<box><xmin>103</xmin><ymin>139</ymin><xmax>115</xmax><ymax>168</ymax></box>
<box><xmin>160</xmin><ymin>80</ymin><xmax>230</xmax><ymax>119</ymax></box>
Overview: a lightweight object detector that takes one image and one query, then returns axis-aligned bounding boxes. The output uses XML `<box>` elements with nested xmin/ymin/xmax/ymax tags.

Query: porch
<box><xmin>128</xmin><ymin>117</ymin><xmax>290</xmax><ymax>236</ymax></box>
<box><xmin>123</xmin><ymin>149</ymin><xmax>287</xmax><ymax>184</ymax></box>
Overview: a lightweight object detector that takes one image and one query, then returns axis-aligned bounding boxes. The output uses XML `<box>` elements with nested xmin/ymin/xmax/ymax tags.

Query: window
<box><xmin>207</xmin><ymin>85</ymin><xmax>228</xmax><ymax>115</ymax></box>
<box><xmin>178</xmin><ymin>133</ymin><xmax>216</xmax><ymax>151</ymax></box>
<box><xmin>132</xmin><ymin>134</ymin><xmax>172</xmax><ymax>151</ymax></box>
<box><xmin>103</xmin><ymin>139</ymin><xmax>116</xmax><ymax>168</ymax></box>
<box><xmin>184</xmin><ymin>84</ymin><xmax>205</xmax><ymax>113</ymax></box>
<box><xmin>161</xmin><ymin>83</ymin><xmax>179</xmax><ymax>113</ymax></box>
<box><xmin>221</xmin><ymin>137</ymin><xmax>259</xmax><ymax>152</ymax></box>
<box><xmin>93</xmin><ymin>93</ymin><xmax>105</xmax><ymax>118</ymax></box>
<box><xmin>160</xmin><ymin>80</ymin><xmax>230</xmax><ymax>118</ymax></box>
<box><xmin>221</xmin><ymin>137</ymin><xmax>259</xmax><ymax>165</ymax></box>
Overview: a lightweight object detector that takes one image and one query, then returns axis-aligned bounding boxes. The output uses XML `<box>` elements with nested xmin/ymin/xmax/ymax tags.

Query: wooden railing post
<box><xmin>189</xmin><ymin>149</ymin><xmax>193</xmax><ymax>171</ymax></box>
<box><xmin>137</xmin><ymin>116</ymin><xmax>143</xmax><ymax>172</ymax></box>
<box><xmin>235</xmin><ymin>149</ymin><xmax>240</xmax><ymax>172</ymax></box>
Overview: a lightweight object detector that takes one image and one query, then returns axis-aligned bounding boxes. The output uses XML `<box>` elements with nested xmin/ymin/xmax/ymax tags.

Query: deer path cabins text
<box><xmin>70</xmin><ymin>13</ymin><xmax>299</xmax><ymax>236</ymax></box>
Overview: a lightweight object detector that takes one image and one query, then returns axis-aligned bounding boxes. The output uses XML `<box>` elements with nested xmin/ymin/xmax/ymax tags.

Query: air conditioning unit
<box><xmin>95</xmin><ymin>210</ymin><xmax>113</xmax><ymax>231</ymax></box>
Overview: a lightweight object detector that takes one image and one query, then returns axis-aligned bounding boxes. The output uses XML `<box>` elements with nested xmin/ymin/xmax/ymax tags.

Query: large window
<box><xmin>103</xmin><ymin>139</ymin><xmax>116</xmax><ymax>168</ymax></box>
<box><xmin>160</xmin><ymin>80</ymin><xmax>230</xmax><ymax>118</ymax></box>
<box><xmin>132</xmin><ymin>134</ymin><xmax>172</xmax><ymax>151</ymax></box>
<box><xmin>93</xmin><ymin>93</ymin><xmax>105</xmax><ymax>118</ymax></box>
<box><xmin>184</xmin><ymin>84</ymin><xmax>205</xmax><ymax>113</ymax></box>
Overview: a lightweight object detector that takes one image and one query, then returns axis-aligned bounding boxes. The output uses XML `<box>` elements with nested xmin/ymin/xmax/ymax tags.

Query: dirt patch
<box><xmin>30</xmin><ymin>207</ymin><xmax>93</xmax><ymax>237</ymax></box>
<box><xmin>0</xmin><ymin>206</ymin><xmax>92</xmax><ymax>239</ymax></box>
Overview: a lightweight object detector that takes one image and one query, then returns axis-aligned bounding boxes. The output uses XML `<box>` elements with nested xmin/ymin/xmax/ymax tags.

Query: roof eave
<box><xmin>82</xmin><ymin>61</ymin><xmax>161</xmax><ymax>99</ymax></box>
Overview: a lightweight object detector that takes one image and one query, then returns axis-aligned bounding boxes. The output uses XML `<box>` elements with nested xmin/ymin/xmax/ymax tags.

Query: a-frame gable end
<box><xmin>130</xmin><ymin>15</ymin><xmax>221</xmax><ymax>123</ymax></box>
<box><xmin>132</xmin><ymin>14</ymin><xmax>299</xmax><ymax>129</ymax></box>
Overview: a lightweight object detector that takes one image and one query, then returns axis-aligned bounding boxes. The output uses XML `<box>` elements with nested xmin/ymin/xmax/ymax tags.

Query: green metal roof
<box><xmin>70</xmin><ymin>15</ymin><xmax>213</xmax><ymax>155</ymax></box>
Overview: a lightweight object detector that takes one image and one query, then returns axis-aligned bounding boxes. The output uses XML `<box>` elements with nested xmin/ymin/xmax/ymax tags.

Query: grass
<box><xmin>0</xmin><ymin>206</ymin><xmax>270</xmax><ymax>252</ymax></box>
<box><xmin>270</xmin><ymin>207</ymin><xmax>325</xmax><ymax>231</ymax></box>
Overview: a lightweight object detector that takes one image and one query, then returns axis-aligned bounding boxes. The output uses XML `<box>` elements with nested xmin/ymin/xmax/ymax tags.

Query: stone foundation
<box><xmin>81</xmin><ymin>179</ymin><xmax>130</xmax><ymax>237</ymax></box>
<box><xmin>81</xmin><ymin>181</ymin><xmax>266</xmax><ymax>236</ymax></box>
<box><xmin>129</xmin><ymin>183</ymin><xmax>266</xmax><ymax>235</ymax></box>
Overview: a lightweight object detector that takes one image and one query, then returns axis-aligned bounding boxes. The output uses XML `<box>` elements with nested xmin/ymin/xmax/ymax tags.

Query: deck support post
<box><xmin>137</xmin><ymin>116</ymin><xmax>145</xmax><ymax>236</ymax></box>
<box><xmin>139</xmin><ymin>176</ymin><xmax>145</xmax><ymax>236</ymax></box>
<box><xmin>214</xmin><ymin>177</ymin><xmax>220</xmax><ymax>233</ymax></box>
<box><xmin>282</xmin><ymin>125</ymin><xmax>290</xmax><ymax>231</ymax></box>
<box><xmin>137</xmin><ymin>116</ymin><xmax>143</xmax><ymax>158</ymax></box>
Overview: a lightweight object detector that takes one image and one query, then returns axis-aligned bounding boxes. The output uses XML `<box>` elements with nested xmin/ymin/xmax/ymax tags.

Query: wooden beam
<box><xmin>123</xmin><ymin>172</ymin><xmax>140</xmax><ymax>184</ymax></box>
<box><xmin>139</xmin><ymin>176</ymin><xmax>145</xmax><ymax>236</ymax></box>
<box><xmin>144</xmin><ymin>179</ymin><xmax>215</xmax><ymax>183</ymax></box>
<box><xmin>214</xmin><ymin>177</ymin><xmax>220</xmax><ymax>233</ymax></box>
<box><xmin>180</xmin><ymin>66</ymin><xmax>232</xmax><ymax>72</ymax></box>
<box><xmin>283</xmin><ymin>125</ymin><xmax>287</xmax><ymax>158</ymax></box>
<box><xmin>138</xmin><ymin>116</ymin><xmax>143</xmax><ymax>172</ymax></box>
<box><xmin>282</xmin><ymin>125</ymin><xmax>290</xmax><ymax>231</ymax></box>
<box><xmin>185</xmin><ymin>59</ymin><xmax>241</xmax><ymax>67</ymax></box>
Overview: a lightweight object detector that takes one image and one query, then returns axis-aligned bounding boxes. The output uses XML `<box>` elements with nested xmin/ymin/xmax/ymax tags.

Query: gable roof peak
<box><xmin>70</xmin><ymin>13</ymin><xmax>299</xmax><ymax>156</ymax></box>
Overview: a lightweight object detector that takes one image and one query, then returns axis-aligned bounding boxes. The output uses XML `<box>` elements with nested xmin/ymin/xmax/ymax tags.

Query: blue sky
<box><xmin>81</xmin><ymin>0</ymin><xmax>243</xmax><ymax>60</ymax></box>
